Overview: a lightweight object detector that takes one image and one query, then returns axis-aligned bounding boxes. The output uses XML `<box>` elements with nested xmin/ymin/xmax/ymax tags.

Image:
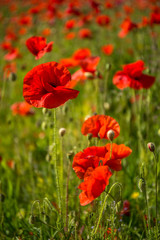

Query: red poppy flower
<box><xmin>65</xmin><ymin>19</ymin><xmax>76</xmax><ymax>29</ymax></box>
<box><xmin>72</xmin><ymin>48</ymin><xmax>91</xmax><ymax>61</ymax></box>
<box><xmin>23</xmin><ymin>62</ymin><xmax>79</xmax><ymax>109</ymax></box>
<box><xmin>101</xmin><ymin>44</ymin><xmax>114</xmax><ymax>55</ymax></box>
<box><xmin>42</xmin><ymin>28</ymin><xmax>51</xmax><ymax>37</ymax></box>
<box><xmin>72</xmin><ymin>144</ymin><xmax>132</xmax><ymax>179</ymax></box>
<box><xmin>65</xmin><ymin>32</ymin><xmax>76</xmax><ymax>40</ymax></box>
<box><xmin>113</xmin><ymin>60</ymin><xmax>155</xmax><ymax>90</ymax></box>
<box><xmin>78</xmin><ymin>166</ymin><xmax>112</xmax><ymax>206</ymax></box>
<box><xmin>60</xmin><ymin>58</ymin><xmax>78</xmax><ymax>68</ymax></box>
<box><xmin>11</xmin><ymin>101</ymin><xmax>34</xmax><ymax>116</ymax></box>
<box><xmin>66</xmin><ymin>69</ymin><xmax>86</xmax><ymax>89</ymax></box>
<box><xmin>120</xmin><ymin>200</ymin><xmax>130</xmax><ymax>217</ymax></box>
<box><xmin>4</xmin><ymin>48</ymin><xmax>21</xmax><ymax>61</ymax></box>
<box><xmin>80</xmin><ymin>56</ymin><xmax>100</xmax><ymax>73</ymax></box>
<box><xmin>1</xmin><ymin>41</ymin><xmax>12</xmax><ymax>51</ymax></box>
<box><xmin>118</xmin><ymin>18</ymin><xmax>137</xmax><ymax>38</ymax></box>
<box><xmin>96</xmin><ymin>15</ymin><xmax>110</xmax><ymax>26</ymax></box>
<box><xmin>19</xmin><ymin>15</ymin><xmax>32</xmax><ymax>26</ymax></box>
<box><xmin>103</xmin><ymin>143</ymin><xmax>132</xmax><ymax>171</ymax></box>
<box><xmin>26</xmin><ymin>36</ymin><xmax>53</xmax><ymax>60</ymax></box>
<box><xmin>81</xmin><ymin>115</ymin><xmax>120</xmax><ymax>139</ymax></box>
<box><xmin>150</xmin><ymin>7</ymin><xmax>160</xmax><ymax>25</ymax></box>
<box><xmin>78</xmin><ymin>28</ymin><xmax>92</xmax><ymax>38</ymax></box>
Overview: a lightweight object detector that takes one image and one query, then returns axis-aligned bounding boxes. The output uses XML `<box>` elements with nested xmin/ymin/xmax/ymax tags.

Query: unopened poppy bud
<box><xmin>105</xmin><ymin>63</ymin><xmax>111</xmax><ymax>71</ymax></box>
<box><xmin>59</xmin><ymin>128</ymin><xmax>66</xmax><ymax>137</ymax></box>
<box><xmin>107</xmin><ymin>130</ymin><xmax>115</xmax><ymax>141</ymax></box>
<box><xmin>87</xmin><ymin>133</ymin><xmax>93</xmax><ymax>141</ymax></box>
<box><xmin>84</xmin><ymin>72</ymin><xmax>94</xmax><ymax>79</ymax></box>
<box><xmin>9</xmin><ymin>72</ymin><xmax>17</xmax><ymax>81</ymax></box>
<box><xmin>138</xmin><ymin>178</ymin><xmax>146</xmax><ymax>193</ymax></box>
<box><xmin>42</xmin><ymin>108</ymin><xmax>48</xmax><ymax>115</ymax></box>
<box><xmin>95</xmin><ymin>70</ymin><xmax>101</xmax><ymax>78</ymax></box>
<box><xmin>147</xmin><ymin>142</ymin><xmax>155</xmax><ymax>152</ymax></box>
<box><xmin>41</xmin><ymin>121</ymin><xmax>47</xmax><ymax>130</ymax></box>
<box><xmin>145</xmin><ymin>68</ymin><xmax>151</xmax><ymax>74</ymax></box>
<box><xmin>104</xmin><ymin>102</ymin><xmax>110</xmax><ymax>110</ymax></box>
<box><xmin>67</xmin><ymin>150</ymin><xmax>74</xmax><ymax>161</ymax></box>
<box><xmin>46</xmin><ymin>154</ymin><xmax>52</xmax><ymax>162</ymax></box>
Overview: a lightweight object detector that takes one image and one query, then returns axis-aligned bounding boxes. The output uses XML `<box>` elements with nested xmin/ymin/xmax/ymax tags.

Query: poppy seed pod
<box><xmin>59</xmin><ymin>128</ymin><xmax>66</xmax><ymax>137</ymax></box>
<box><xmin>107</xmin><ymin>130</ymin><xmax>115</xmax><ymax>141</ymax></box>
<box><xmin>147</xmin><ymin>142</ymin><xmax>155</xmax><ymax>152</ymax></box>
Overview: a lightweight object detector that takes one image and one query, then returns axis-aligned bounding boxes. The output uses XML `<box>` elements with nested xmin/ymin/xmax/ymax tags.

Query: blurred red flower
<box><xmin>113</xmin><ymin>60</ymin><xmax>155</xmax><ymax>89</ymax></box>
<box><xmin>101</xmin><ymin>44</ymin><xmax>114</xmax><ymax>55</ymax></box>
<box><xmin>81</xmin><ymin>115</ymin><xmax>120</xmax><ymax>139</ymax></box>
<box><xmin>78</xmin><ymin>28</ymin><xmax>92</xmax><ymax>38</ymax></box>
<box><xmin>23</xmin><ymin>62</ymin><xmax>79</xmax><ymax>108</ymax></box>
<box><xmin>1</xmin><ymin>41</ymin><xmax>12</xmax><ymax>51</ymax></box>
<box><xmin>118</xmin><ymin>18</ymin><xmax>137</xmax><ymax>38</ymax></box>
<box><xmin>96</xmin><ymin>15</ymin><xmax>110</xmax><ymax>26</ymax></box>
<box><xmin>65</xmin><ymin>19</ymin><xmax>76</xmax><ymax>29</ymax></box>
<box><xmin>4</xmin><ymin>48</ymin><xmax>21</xmax><ymax>61</ymax></box>
<box><xmin>72</xmin><ymin>48</ymin><xmax>91</xmax><ymax>61</ymax></box>
<box><xmin>11</xmin><ymin>101</ymin><xmax>34</xmax><ymax>116</ymax></box>
<box><xmin>26</xmin><ymin>36</ymin><xmax>53</xmax><ymax>60</ymax></box>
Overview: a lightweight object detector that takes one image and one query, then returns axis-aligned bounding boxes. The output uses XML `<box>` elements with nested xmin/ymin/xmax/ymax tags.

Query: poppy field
<box><xmin>0</xmin><ymin>0</ymin><xmax>160</xmax><ymax>239</ymax></box>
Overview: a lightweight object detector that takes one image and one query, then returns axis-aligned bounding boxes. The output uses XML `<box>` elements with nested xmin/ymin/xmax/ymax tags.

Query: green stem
<box><xmin>91</xmin><ymin>182</ymin><xmax>122</xmax><ymax>239</ymax></box>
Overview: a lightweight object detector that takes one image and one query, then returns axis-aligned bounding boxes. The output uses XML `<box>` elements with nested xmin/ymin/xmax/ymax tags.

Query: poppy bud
<box><xmin>105</xmin><ymin>63</ymin><xmax>111</xmax><ymax>71</ymax></box>
<box><xmin>59</xmin><ymin>128</ymin><xmax>66</xmax><ymax>137</ymax></box>
<box><xmin>87</xmin><ymin>133</ymin><xmax>93</xmax><ymax>141</ymax></box>
<box><xmin>84</xmin><ymin>72</ymin><xmax>94</xmax><ymax>79</ymax></box>
<box><xmin>42</xmin><ymin>108</ymin><xmax>48</xmax><ymax>115</ymax></box>
<box><xmin>46</xmin><ymin>154</ymin><xmax>52</xmax><ymax>162</ymax></box>
<box><xmin>107</xmin><ymin>130</ymin><xmax>115</xmax><ymax>141</ymax></box>
<box><xmin>104</xmin><ymin>102</ymin><xmax>110</xmax><ymax>110</ymax></box>
<box><xmin>9</xmin><ymin>72</ymin><xmax>17</xmax><ymax>81</ymax></box>
<box><xmin>147</xmin><ymin>142</ymin><xmax>155</xmax><ymax>152</ymax></box>
<box><xmin>41</xmin><ymin>121</ymin><xmax>47</xmax><ymax>130</ymax></box>
<box><xmin>138</xmin><ymin>178</ymin><xmax>146</xmax><ymax>193</ymax></box>
<box><xmin>67</xmin><ymin>150</ymin><xmax>74</xmax><ymax>161</ymax></box>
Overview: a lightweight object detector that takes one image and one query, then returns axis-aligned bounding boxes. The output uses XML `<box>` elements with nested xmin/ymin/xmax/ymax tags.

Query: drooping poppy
<box><xmin>26</xmin><ymin>36</ymin><xmax>53</xmax><ymax>60</ymax></box>
<box><xmin>113</xmin><ymin>60</ymin><xmax>155</xmax><ymax>90</ymax></box>
<box><xmin>78</xmin><ymin>166</ymin><xmax>112</xmax><ymax>206</ymax></box>
<box><xmin>23</xmin><ymin>62</ymin><xmax>79</xmax><ymax>109</ymax></box>
<box><xmin>81</xmin><ymin>115</ymin><xmax>120</xmax><ymax>139</ymax></box>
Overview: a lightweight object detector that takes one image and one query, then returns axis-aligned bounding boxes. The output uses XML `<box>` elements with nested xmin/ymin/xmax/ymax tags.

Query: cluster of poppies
<box><xmin>72</xmin><ymin>115</ymin><xmax>132</xmax><ymax>206</ymax></box>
